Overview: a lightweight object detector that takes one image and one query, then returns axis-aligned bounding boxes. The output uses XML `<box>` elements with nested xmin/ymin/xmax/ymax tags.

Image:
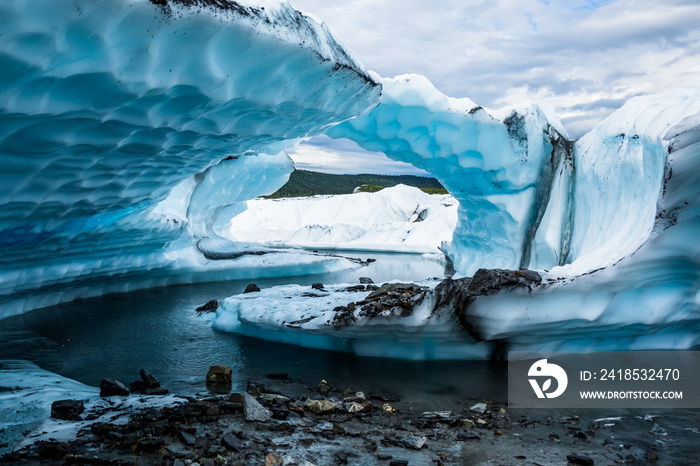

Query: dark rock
<box><xmin>136</xmin><ymin>436</ymin><xmax>164</xmax><ymax>452</ymax></box>
<box><xmin>311</xmin><ymin>282</ymin><xmax>325</xmax><ymax>290</ymax></box>
<box><xmin>317</xmin><ymin>379</ymin><xmax>330</xmax><ymax>396</ymax></box>
<box><xmin>50</xmin><ymin>399</ymin><xmax>84</xmax><ymax>421</ymax></box>
<box><xmin>178</xmin><ymin>430</ymin><xmax>196</xmax><ymax>446</ymax></box>
<box><xmin>366</xmin><ymin>284</ymin><xmax>380</xmax><ymax>291</ymax></box>
<box><xmin>221</xmin><ymin>401</ymin><xmax>243</xmax><ymax>414</ymax></box>
<box><xmin>229</xmin><ymin>393</ymin><xmax>245</xmax><ymax>403</ymax></box>
<box><xmin>336</xmin><ymin>451</ymin><xmax>349</xmax><ymax>464</ymax></box>
<box><xmin>646</xmin><ymin>451</ymin><xmax>658</xmax><ymax>462</ymax></box>
<box><xmin>246</xmin><ymin>381</ymin><xmax>265</xmax><ymax>396</ymax></box>
<box><xmin>222</xmin><ymin>433</ymin><xmax>243</xmax><ymax>452</ymax></box>
<box><xmin>457</xmin><ymin>432</ymin><xmax>480</xmax><ymax>441</ymax></box>
<box><xmin>140</xmin><ymin>369</ymin><xmax>160</xmax><ymax>388</ymax></box>
<box><xmin>566</xmin><ymin>454</ymin><xmax>594</xmax><ymax>465</ymax></box>
<box><xmin>100</xmin><ymin>378</ymin><xmax>129</xmax><ymax>397</ymax></box>
<box><xmin>401</xmin><ymin>435</ymin><xmax>426</xmax><ymax>449</ymax></box>
<box><xmin>359</xmin><ymin>277</ymin><xmax>374</xmax><ymax>284</ymax></box>
<box><xmin>36</xmin><ymin>440</ymin><xmax>69</xmax><ymax>460</ymax></box>
<box><xmin>468</xmin><ymin>268</ymin><xmax>541</xmax><ymax>295</ymax></box>
<box><xmin>342</xmin><ymin>285</ymin><xmax>366</xmax><ymax>292</ymax></box>
<box><xmin>194</xmin><ymin>436</ymin><xmax>208</xmax><ymax>449</ymax></box>
<box><xmin>377</xmin><ymin>453</ymin><xmax>393</xmax><ymax>460</ymax></box>
<box><xmin>271</xmin><ymin>407</ymin><xmax>289</xmax><ymax>420</ymax></box>
<box><xmin>244</xmin><ymin>283</ymin><xmax>261</xmax><ymax>293</ymax></box>
<box><xmin>206</xmin><ymin>365</ymin><xmax>232</xmax><ymax>384</ymax></box>
<box><xmin>389</xmin><ymin>461</ymin><xmax>409</xmax><ymax>466</ymax></box>
<box><xmin>196</xmin><ymin>300</ymin><xmax>218</xmax><ymax>312</ymax></box>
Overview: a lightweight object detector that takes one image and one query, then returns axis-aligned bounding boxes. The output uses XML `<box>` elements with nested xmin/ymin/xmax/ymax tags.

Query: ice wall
<box><xmin>0</xmin><ymin>0</ymin><xmax>380</xmax><ymax>316</ymax></box>
<box><xmin>327</xmin><ymin>74</ymin><xmax>572</xmax><ymax>275</ymax></box>
<box><xmin>328</xmin><ymin>77</ymin><xmax>700</xmax><ymax>281</ymax></box>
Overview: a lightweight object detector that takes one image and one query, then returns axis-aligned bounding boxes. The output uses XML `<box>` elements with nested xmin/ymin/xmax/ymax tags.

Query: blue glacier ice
<box><xmin>0</xmin><ymin>0</ymin><xmax>380</xmax><ymax>317</ymax></box>
<box><xmin>1</xmin><ymin>0</ymin><xmax>699</xmax><ymax>356</ymax></box>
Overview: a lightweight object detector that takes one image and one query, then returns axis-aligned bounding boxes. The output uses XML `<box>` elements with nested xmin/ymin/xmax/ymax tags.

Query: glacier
<box><xmin>0</xmin><ymin>0</ymin><xmax>699</xmax><ymax>357</ymax></box>
<box><xmin>0</xmin><ymin>0</ymin><xmax>380</xmax><ymax>317</ymax></box>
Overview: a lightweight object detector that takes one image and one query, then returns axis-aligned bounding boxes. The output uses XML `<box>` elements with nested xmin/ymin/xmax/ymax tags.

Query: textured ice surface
<box><xmin>227</xmin><ymin>184</ymin><xmax>458</xmax><ymax>253</ymax></box>
<box><xmin>0</xmin><ymin>0</ymin><xmax>380</xmax><ymax>315</ymax></box>
<box><xmin>327</xmin><ymin>74</ymin><xmax>571</xmax><ymax>275</ymax></box>
<box><xmin>213</xmin><ymin>282</ymin><xmax>492</xmax><ymax>359</ymax></box>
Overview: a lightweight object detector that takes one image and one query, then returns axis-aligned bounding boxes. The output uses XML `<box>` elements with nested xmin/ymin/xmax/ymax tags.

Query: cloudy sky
<box><xmin>286</xmin><ymin>0</ymin><xmax>700</xmax><ymax>175</ymax></box>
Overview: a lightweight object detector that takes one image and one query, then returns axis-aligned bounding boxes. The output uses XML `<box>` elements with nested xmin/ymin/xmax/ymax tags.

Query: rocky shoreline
<box><xmin>1</xmin><ymin>366</ymin><xmax>682</xmax><ymax>466</ymax></box>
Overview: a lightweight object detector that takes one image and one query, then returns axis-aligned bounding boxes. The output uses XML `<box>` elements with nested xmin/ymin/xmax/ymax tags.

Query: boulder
<box><xmin>196</xmin><ymin>300</ymin><xmax>218</xmax><ymax>312</ymax></box>
<box><xmin>206</xmin><ymin>365</ymin><xmax>232</xmax><ymax>384</ymax></box>
<box><xmin>50</xmin><ymin>400</ymin><xmax>84</xmax><ymax>421</ymax></box>
<box><xmin>100</xmin><ymin>378</ymin><xmax>129</xmax><ymax>397</ymax></box>
<box><xmin>244</xmin><ymin>283</ymin><xmax>261</xmax><ymax>293</ymax></box>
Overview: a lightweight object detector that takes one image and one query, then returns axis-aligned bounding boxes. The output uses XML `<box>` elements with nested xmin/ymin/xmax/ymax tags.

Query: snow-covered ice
<box><xmin>227</xmin><ymin>185</ymin><xmax>458</xmax><ymax>253</ymax></box>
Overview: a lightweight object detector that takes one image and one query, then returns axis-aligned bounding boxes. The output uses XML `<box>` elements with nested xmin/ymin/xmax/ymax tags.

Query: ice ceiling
<box><xmin>1</xmin><ymin>0</ymin><xmax>700</xmax><ymax>354</ymax></box>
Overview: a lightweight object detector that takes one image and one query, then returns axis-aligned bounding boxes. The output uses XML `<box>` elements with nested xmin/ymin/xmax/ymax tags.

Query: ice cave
<box><xmin>1</xmin><ymin>0</ymin><xmax>699</xmax><ymax>462</ymax></box>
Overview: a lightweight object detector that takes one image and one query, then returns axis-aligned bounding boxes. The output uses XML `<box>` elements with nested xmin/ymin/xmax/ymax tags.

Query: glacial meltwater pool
<box><xmin>0</xmin><ymin>252</ymin><xmax>506</xmax><ymax>411</ymax></box>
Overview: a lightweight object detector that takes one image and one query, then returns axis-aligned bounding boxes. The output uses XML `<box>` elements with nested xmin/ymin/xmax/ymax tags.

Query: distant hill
<box><xmin>266</xmin><ymin>170</ymin><xmax>447</xmax><ymax>198</ymax></box>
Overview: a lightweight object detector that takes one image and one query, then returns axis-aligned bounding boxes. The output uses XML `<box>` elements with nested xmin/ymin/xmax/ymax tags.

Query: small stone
<box><xmin>244</xmin><ymin>283</ymin><xmax>261</xmax><ymax>293</ymax></box>
<box><xmin>461</xmin><ymin>419</ymin><xmax>475</xmax><ymax>429</ymax></box>
<box><xmin>346</xmin><ymin>402</ymin><xmax>365</xmax><ymax>413</ymax></box>
<box><xmin>469</xmin><ymin>403</ymin><xmax>487</xmax><ymax>413</ymax></box>
<box><xmin>196</xmin><ymin>300</ymin><xmax>218</xmax><ymax>312</ymax></box>
<box><xmin>389</xmin><ymin>460</ymin><xmax>409</xmax><ymax>466</ymax></box>
<box><xmin>206</xmin><ymin>365</ymin><xmax>232</xmax><ymax>384</ymax></box>
<box><xmin>100</xmin><ymin>378</ymin><xmax>129</xmax><ymax>397</ymax></box>
<box><xmin>259</xmin><ymin>393</ymin><xmax>291</xmax><ymax>403</ymax></box>
<box><xmin>244</xmin><ymin>393</ymin><xmax>272</xmax><ymax>422</ymax></box>
<box><xmin>457</xmin><ymin>432</ymin><xmax>480</xmax><ymax>441</ymax></box>
<box><xmin>354</xmin><ymin>391</ymin><xmax>366</xmax><ymax>400</ymax></box>
<box><xmin>304</xmin><ymin>399</ymin><xmax>337</xmax><ymax>414</ymax></box>
<box><xmin>311</xmin><ymin>282</ymin><xmax>325</xmax><ymax>290</ymax></box>
<box><xmin>377</xmin><ymin>453</ymin><xmax>392</xmax><ymax>460</ymax></box>
<box><xmin>336</xmin><ymin>451</ymin><xmax>349</xmax><ymax>464</ymax></box>
<box><xmin>476</xmin><ymin>419</ymin><xmax>488</xmax><ymax>427</ymax></box>
<box><xmin>50</xmin><ymin>400</ymin><xmax>84</xmax><ymax>421</ymax></box>
<box><xmin>566</xmin><ymin>454</ymin><xmax>594</xmax><ymax>465</ymax></box>
<box><xmin>178</xmin><ymin>430</ymin><xmax>196</xmax><ymax>446</ymax></box>
<box><xmin>136</xmin><ymin>436</ymin><xmax>165</xmax><ymax>452</ymax></box>
<box><xmin>402</xmin><ymin>435</ymin><xmax>426</xmax><ymax>449</ymax></box>
<box><xmin>317</xmin><ymin>379</ymin><xmax>330</xmax><ymax>396</ymax></box>
<box><xmin>194</xmin><ymin>436</ymin><xmax>208</xmax><ymax>449</ymax></box>
<box><xmin>246</xmin><ymin>381</ymin><xmax>265</xmax><ymax>396</ymax></box>
<box><xmin>265</xmin><ymin>453</ymin><xmax>283</xmax><ymax>466</ymax></box>
<box><xmin>422</xmin><ymin>411</ymin><xmax>453</xmax><ymax>419</ymax></box>
<box><xmin>316</xmin><ymin>421</ymin><xmax>334</xmax><ymax>431</ymax></box>
<box><xmin>359</xmin><ymin>277</ymin><xmax>374</xmax><ymax>284</ymax></box>
<box><xmin>222</xmin><ymin>433</ymin><xmax>242</xmax><ymax>452</ymax></box>
<box><xmin>646</xmin><ymin>451</ymin><xmax>658</xmax><ymax>462</ymax></box>
<box><xmin>382</xmin><ymin>403</ymin><xmax>397</xmax><ymax>414</ymax></box>
<box><xmin>549</xmin><ymin>433</ymin><xmax>560</xmax><ymax>443</ymax></box>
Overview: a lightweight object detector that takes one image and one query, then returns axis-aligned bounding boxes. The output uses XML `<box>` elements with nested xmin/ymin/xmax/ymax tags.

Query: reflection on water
<box><xmin>0</xmin><ymin>252</ymin><xmax>506</xmax><ymax>409</ymax></box>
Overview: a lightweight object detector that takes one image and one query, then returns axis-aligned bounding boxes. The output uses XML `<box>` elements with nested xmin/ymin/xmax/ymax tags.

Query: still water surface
<box><xmin>0</xmin><ymin>252</ymin><xmax>507</xmax><ymax>411</ymax></box>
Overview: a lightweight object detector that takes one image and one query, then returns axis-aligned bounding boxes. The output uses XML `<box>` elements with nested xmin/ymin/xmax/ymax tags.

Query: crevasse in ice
<box><xmin>1</xmin><ymin>0</ymin><xmax>699</xmax><ymax>355</ymax></box>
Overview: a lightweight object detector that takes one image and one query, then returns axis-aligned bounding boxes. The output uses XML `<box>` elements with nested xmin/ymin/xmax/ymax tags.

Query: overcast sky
<box><xmin>286</xmin><ymin>0</ymin><xmax>700</xmax><ymax>175</ymax></box>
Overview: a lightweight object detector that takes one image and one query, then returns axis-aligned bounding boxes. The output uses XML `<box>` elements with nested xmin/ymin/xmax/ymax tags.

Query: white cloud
<box><xmin>288</xmin><ymin>136</ymin><xmax>432</xmax><ymax>176</ymax></box>
<box><xmin>290</xmin><ymin>0</ymin><xmax>700</xmax><ymax>139</ymax></box>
